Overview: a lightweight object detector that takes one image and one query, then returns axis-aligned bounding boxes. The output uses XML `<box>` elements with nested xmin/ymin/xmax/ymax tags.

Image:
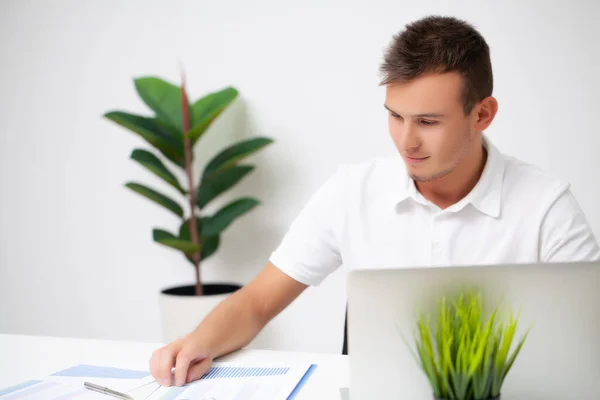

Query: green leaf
<box><xmin>196</xmin><ymin>165</ymin><xmax>254</xmax><ymax>209</ymax></box>
<box><xmin>408</xmin><ymin>291</ymin><xmax>529</xmax><ymax>400</ymax></box>
<box><xmin>186</xmin><ymin>87</ymin><xmax>239</xmax><ymax>144</ymax></box>
<box><xmin>130</xmin><ymin>149</ymin><xmax>186</xmax><ymax>194</ymax></box>
<box><xmin>125</xmin><ymin>182</ymin><xmax>184</xmax><ymax>218</ymax></box>
<box><xmin>201</xmin><ymin>197</ymin><xmax>260</xmax><ymax>236</ymax></box>
<box><xmin>134</xmin><ymin>77</ymin><xmax>186</xmax><ymax>133</ymax></box>
<box><xmin>104</xmin><ymin>111</ymin><xmax>185</xmax><ymax>166</ymax></box>
<box><xmin>178</xmin><ymin>218</ymin><xmax>220</xmax><ymax>261</ymax></box>
<box><xmin>178</xmin><ymin>217</ymin><xmax>197</xmax><ymax>241</ymax></box>
<box><xmin>418</xmin><ymin>342</ymin><xmax>441</xmax><ymax>396</ymax></box>
<box><xmin>203</xmin><ymin>137</ymin><xmax>273</xmax><ymax>177</ymax></box>
<box><xmin>473</xmin><ymin>336</ymin><xmax>496</xmax><ymax>399</ymax></box>
<box><xmin>495</xmin><ymin>313</ymin><xmax>518</xmax><ymax>374</ymax></box>
<box><xmin>441</xmin><ymin>337</ymin><xmax>457</xmax><ymax>399</ymax></box>
<box><xmin>153</xmin><ymin>229</ymin><xmax>176</xmax><ymax>242</ymax></box>
<box><xmin>153</xmin><ymin>229</ymin><xmax>201</xmax><ymax>253</ymax></box>
<box><xmin>200</xmin><ymin>235</ymin><xmax>220</xmax><ymax>260</ymax></box>
<box><xmin>468</xmin><ymin>309</ymin><xmax>496</xmax><ymax>376</ymax></box>
<box><xmin>501</xmin><ymin>327</ymin><xmax>529</xmax><ymax>384</ymax></box>
<box><xmin>490</xmin><ymin>326</ymin><xmax>504</xmax><ymax>396</ymax></box>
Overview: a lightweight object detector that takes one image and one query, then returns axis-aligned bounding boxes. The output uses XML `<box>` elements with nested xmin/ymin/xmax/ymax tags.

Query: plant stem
<box><xmin>181</xmin><ymin>72</ymin><xmax>202</xmax><ymax>296</ymax></box>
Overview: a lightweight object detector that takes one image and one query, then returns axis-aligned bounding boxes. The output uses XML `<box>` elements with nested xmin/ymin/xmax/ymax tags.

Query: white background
<box><xmin>1</xmin><ymin>0</ymin><xmax>599</xmax><ymax>354</ymax></box>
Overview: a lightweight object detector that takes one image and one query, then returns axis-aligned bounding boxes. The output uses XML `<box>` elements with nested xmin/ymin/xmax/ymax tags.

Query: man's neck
<box><xmin>415</xmin><ymin>141</ymin><xmax>487</xmax><ymax>210</ymax></box>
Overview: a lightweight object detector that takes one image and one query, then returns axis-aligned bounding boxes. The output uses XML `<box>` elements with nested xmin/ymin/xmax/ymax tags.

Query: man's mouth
<box><xmin>405</xmin><ymin>156</ymin><xmax>430</xmax><ymax>164</ymax></box>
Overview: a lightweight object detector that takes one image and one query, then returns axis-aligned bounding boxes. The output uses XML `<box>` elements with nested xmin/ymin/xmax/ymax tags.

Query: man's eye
<box><xmin>392</xmin><ymin>113</ymin><xmax>402</xmax><ymax>119</ymax></box>
<box><xmin>420</xmin><ymin>120</ymin><xmax>438</xmax><ymax>126</ymax></box>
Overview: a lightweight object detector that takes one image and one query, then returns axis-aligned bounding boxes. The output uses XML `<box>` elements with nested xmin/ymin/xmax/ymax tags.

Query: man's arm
<box><xmin>540</xmin><ymin>186</ymin><xmax>600</xmax><ymax>262</ymax></box>
<box><xmin>149</xmin><ymin>165</ymin><xmax>348</xmax><ymax>387</ymax></box>
<box><xmin>149</xmin><ymin>262</ymin><xmax>307</xmax><ymax>387</ymax></box>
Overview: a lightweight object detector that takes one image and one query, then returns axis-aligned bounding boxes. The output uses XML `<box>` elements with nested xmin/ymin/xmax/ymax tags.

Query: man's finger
<box><xmin>149</xmin><ymin>346</ymin><xmax>169</xmax><ymax>379</ymax></box>
<box><xmin>186</xmin><ymin>357</ymin><xmax>213</xmax><ymax>384</ymax></box>
<box><xmin>156</xmin><ymin>342</ymin><xmax>181</xmax><ymax>386</ymax></box>
<box><xmin>149</xmin><ymin>351</ymin><xmax>161</xmax><ymax>380</ymax></box>
<box><xmin>174</xmin><ymin>350</ymin><xmax>193</xmax><ymax>387</ymax></box>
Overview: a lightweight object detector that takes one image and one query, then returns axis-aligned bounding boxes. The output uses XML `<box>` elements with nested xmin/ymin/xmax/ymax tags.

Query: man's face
<box><xmin>385</xmin><ymin>72</ymin><xmax>479</xmax><ymax>182</ymax></box>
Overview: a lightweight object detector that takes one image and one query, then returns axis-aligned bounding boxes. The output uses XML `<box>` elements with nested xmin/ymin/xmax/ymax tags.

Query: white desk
<box><xmin>0</xmin><ymin>334</ymin><xmax>348</xmax><ymax>399</ymax></box>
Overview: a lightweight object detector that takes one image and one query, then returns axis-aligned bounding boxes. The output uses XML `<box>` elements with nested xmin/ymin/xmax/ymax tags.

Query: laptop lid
<box><xmin>347</xmin><ymin>261</ymin><xmax>600</xmax><ymax>400</ymax></box>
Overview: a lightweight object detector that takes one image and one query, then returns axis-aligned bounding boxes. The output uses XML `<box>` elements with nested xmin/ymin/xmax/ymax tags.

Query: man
<box><xmin>149</xmin><ymin>15</ymin><xmax>600</xmax><ymax>387</ymax></box>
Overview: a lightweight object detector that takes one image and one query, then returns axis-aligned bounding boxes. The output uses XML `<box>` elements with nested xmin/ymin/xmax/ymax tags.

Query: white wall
<box><xmin>1</xmin><ymin>0</ymin><xmax>599</xmax><ymax>353</ymax></box>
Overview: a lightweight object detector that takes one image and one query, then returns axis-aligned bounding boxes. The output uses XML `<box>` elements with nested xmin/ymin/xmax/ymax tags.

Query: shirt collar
<box><xmin>390</xmin><ymin>135</ymin><xmax>505</xmax><ymax>218</ymax></box>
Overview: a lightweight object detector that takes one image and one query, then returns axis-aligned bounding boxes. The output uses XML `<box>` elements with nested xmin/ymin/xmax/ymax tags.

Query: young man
<box><xmin>149</xmin><ymin>15</ymin><xmax>600</xmax><ymax>387</ymax></box>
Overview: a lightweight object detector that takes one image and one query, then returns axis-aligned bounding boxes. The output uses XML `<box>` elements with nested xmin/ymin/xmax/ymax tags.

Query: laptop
<box><xmin>346</xmin><ymin>261</ymin><xmax>600</xmax><ymax>400</ymax></box>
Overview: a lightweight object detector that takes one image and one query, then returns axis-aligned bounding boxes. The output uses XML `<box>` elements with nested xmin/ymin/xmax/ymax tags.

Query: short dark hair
<box><xmin>380</xmin><ymin>15</ymin><xmax>493</xmax><ymax>114</ymax></box>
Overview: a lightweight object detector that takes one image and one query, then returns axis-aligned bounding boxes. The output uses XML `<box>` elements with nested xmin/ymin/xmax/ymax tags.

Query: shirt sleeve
<box><xmin>539</xmin><ymin>185</ymin><xmax>600</xmax><ymax>262</ymax></box>
<box><xmin>269</xmin><ymin>166</ymin><xmax>347</xmax><ymax>286</ymax></box>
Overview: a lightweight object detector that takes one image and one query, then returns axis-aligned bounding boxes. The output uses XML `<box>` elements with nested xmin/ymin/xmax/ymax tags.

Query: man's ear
<box><xmin>473</xmin><ymin>96</ymin><xmax>498</xmax><ymax>131</ymax></box>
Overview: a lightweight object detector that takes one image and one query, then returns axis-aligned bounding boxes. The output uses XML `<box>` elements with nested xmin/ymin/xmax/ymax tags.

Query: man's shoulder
<box><xmin>500</xmin><ymin>152</ymin><xmax>570</xmax><ymax>201</ymax></box>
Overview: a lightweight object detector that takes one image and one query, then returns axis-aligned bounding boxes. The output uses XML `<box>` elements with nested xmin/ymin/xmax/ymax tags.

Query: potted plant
<box><xmin>408</xmin><ymin>291</ymin><xmax>530</xmax><ymax>400</ymax></box>
<box><xmin>103</xmin><ymin>74</ymin><xmax>273</xmax><ymax>341</ymax></box>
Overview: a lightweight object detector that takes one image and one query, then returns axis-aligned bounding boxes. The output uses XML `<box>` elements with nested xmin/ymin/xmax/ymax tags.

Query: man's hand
<box><xmin>148</xmin><ymin>263</ymin><xmax>308</xmax><ymax>387</ymax></box>
<box><xmin>149</xmin><ymin>334</ymin><xmax>213</xmax><ymax>387</ymax></box>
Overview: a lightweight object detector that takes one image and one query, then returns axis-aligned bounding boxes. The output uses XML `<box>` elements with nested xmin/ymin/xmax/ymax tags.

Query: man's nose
<box><xmin>398</xmin><ymin>122</ymin><xmax>420</xmax><ymax>151</ymax></box>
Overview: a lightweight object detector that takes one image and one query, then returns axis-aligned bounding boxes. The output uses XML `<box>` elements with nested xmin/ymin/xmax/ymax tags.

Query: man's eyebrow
<box><xmin>383</xmin><ymin>104</ymin><xmax>445</xmax><ymax>118</ymax></box>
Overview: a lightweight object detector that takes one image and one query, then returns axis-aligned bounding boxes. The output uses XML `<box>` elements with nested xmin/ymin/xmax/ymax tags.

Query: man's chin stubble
<box><xmin>409</xmin><ymin>167</ymin><xmax>455</xmax><ymax>182</ymax></box>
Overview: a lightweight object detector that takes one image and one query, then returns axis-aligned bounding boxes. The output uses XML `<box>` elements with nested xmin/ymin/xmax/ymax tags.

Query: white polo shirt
<box><xmin>270</xmin><ymin>137</ymin><xmax>600</xmax><ymax>286</ymax></box>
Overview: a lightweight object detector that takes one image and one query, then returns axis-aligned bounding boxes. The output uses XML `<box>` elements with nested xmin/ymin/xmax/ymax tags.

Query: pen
<box><xmin>83</xmin><ymin>381</ymin><xmax>135</xmax><ymax>400</ymax></box>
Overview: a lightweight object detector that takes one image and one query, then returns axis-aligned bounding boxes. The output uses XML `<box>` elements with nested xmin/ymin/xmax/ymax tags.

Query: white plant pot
<box><xmin>158</xmin><ymin>283</ymin><xmax>241</xmax><ymax>343</ymax></box>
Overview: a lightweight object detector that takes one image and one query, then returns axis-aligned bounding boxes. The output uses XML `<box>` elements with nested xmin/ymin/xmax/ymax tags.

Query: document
<box><xmin>0</xmin><ymin>378</ymin><xmax>139</xmax><ymax>399</ymax></box>
<box><xmin>147</xmin><ymin>363</ymin><xmax>315</xmax><ymax>399</ymax></box>
<box><xmin>0</xmin><ymin>362</ymin><xmax>316</xmax><ymax>400</ymax></box>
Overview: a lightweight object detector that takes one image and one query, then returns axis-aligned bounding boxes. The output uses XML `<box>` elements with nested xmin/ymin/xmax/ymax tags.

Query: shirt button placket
<box><xmin>431</xmin><ymin>213</ymin><xmax>442</xmax><ymax>265</ymax></box>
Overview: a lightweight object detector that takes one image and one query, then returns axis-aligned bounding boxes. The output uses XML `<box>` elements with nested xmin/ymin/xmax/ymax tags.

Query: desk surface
<box><xmin>0</xmin><ymin>333</ymin><xmax>348</xmax><ymax>399</ymax></box>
